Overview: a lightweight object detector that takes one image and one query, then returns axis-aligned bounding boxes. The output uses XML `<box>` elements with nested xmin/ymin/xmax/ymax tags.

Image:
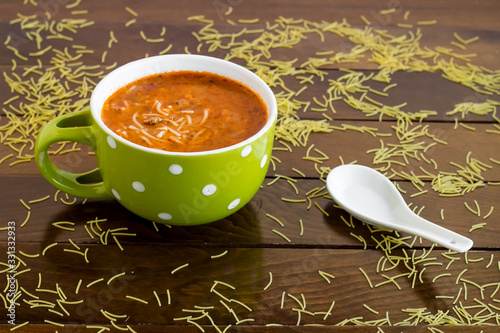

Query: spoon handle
<box><xmin>398</xmin><ymin>208</ymin><xmax>473</xmax><ymax>253</ymax></box>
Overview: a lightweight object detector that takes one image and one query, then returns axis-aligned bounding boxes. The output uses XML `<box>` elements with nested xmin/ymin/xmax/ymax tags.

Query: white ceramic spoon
<box><xmin>326</xmin><ymin>164</ymin><xmax>473</xmax><ymax>253</ymax></box>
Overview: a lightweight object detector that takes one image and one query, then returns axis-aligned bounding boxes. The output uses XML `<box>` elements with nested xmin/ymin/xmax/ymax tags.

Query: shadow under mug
<box><xmin>35</xmin><ymin>54</ymin><xmax>277</xmax><ymax>226</ymax></box>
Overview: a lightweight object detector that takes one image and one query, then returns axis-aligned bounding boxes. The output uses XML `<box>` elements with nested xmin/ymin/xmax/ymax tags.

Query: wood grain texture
<box><xmin>1</xmin><ymin>0</ymin><xmax>499</xmax><ymax>331</ymax></box>
<box><xmin>1</xmin><ymin>175</ymin><xmax>499</xmax><ymax>248</ymax></box>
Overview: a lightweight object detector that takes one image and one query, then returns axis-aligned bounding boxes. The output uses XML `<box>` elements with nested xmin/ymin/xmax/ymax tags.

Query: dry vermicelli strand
<box><xmin>274</xmin><ymin>117</ymin><xmax>333</xmax><ymax>147</ymax></box>
<box><xmin>1</xmin><ymin>13</ymin><xmax>108</xmax><ymax>163</ymax></box>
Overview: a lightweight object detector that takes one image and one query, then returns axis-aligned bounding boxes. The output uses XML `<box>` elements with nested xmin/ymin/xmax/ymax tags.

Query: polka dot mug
<box><xmin>35</xmin><ymin>54</ymin><xmax>277</xmax><ymax>225</ymax></box>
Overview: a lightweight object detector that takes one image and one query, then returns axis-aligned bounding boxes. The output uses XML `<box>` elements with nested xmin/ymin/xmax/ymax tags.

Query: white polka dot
<box><xmin>202</xmin><ymin>184</ymin><xmax>217</xmax><ymax>196</ymax></box>
<box><xmin>132</xmin><ymin>181</ymin><xmax>145</xmax><ymax>192</ymax></box>
<box><xmin>228</xmin><ymin>198</ymin><xmax>240</xmax><ymax>210</ymax></box>
<box><xmin>241</xmin><ymin>145</ymin><xmax>252</xmax><ymax>157</ymax></box>
<box><xmin>107</xmin><ymin>136</ymin><xmax>117</xmax><ymax>149</ymax></box>
<box><xmin>260</xmin><ymin>154</ymin><xmax>268</xmax><ymax>168</ymax></box>
<box><xmin>111</xmin><ymin>189</ymin><xmax>120</xmax><ymax>200</ymax></box>
<box><xmin>158</xmin><ymin>212</ymin><xmax>172</xmax><ymax>220</ymax></box>
<box><xmin>169</xmin><ymin>164</ymin><xmax>183</xmax><ymax>175</ymax></box>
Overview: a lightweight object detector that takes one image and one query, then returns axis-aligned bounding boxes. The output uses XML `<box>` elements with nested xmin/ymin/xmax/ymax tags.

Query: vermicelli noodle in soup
<box><xmin>101</xmin><ymin>71</ymin><xmax>268</xmax><ymax>152</ymax></box>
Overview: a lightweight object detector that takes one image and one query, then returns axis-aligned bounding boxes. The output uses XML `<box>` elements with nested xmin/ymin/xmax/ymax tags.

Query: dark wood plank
<box><xmin>1</xmin><ymin>175</ymin><xmax>499</xmax><ymax>248</ymax></box>
<box><xmin>3</xmin><ymin>119</ymin><xmax>500</xmax><ymax>183</ymax></box>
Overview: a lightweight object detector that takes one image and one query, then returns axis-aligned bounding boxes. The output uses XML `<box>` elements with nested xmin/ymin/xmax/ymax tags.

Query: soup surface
<box><xmin>101</xmin><ymin>71</ymin><xmax>268</xmax><ymax>152</ymax></box>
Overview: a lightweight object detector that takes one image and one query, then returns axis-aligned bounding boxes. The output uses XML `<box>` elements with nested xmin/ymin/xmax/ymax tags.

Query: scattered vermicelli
<box><xmin>318</xmin><ymin>270</ymin><xmax>335</xmax><ymax>284</ymax></box>
<box><xmin>153</xmin><ymin>290</ymin><xmax>162</xmax><ymax>306</ymax></box>
<box><xmin>126</xmin><ymin>295</ymin><xmax>149</xmax><ymax>304</ymax></box>
<box><xmin>2</xmin><ymin>3</ymin><xmax>500</xmax><ymax>330</ymax></box>
<box><xmin>171</xmin><ymin>263</ymin><xmax>189</xmax><ymax>275</ymax></box>
<box><xmin>210</xmin><ymin>250</ymin><xmax>228</xmax><ymax>259</ymax></box>
<box><xmin>359</xmin><ymin>267</ymin><xmax>373</xmax><ymax>289</ymax></box>
<box><xmin>272</xmin><ymin>229</ymin><xmax>291</xmax><ymax>243</ymax></box>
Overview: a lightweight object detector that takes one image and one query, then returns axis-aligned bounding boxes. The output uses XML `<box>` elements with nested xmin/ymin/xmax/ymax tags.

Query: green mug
<box><xmin>35</xmin><ymin>54</ymin><xmax>277</xmax><ymax>226</ymax></box>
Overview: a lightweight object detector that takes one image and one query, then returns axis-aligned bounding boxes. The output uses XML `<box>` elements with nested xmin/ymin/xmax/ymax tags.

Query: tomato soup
<box><xmin>101</xmin><ymin>71</ymin><xmax>268</xmax><ymax>152</ymax></box>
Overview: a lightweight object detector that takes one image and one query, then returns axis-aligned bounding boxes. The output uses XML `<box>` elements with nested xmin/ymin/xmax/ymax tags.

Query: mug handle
<box><xmin>35</xmin><ymin>108</ymin><xmax>113</xmax><ymax>199</ymax></box>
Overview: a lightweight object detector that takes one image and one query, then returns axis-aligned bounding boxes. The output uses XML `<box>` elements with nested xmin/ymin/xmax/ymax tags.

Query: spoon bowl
<box><xmin>326</xmin><ymin>164</ymin><xmax>473</xmax><ymax>252</ymax></box>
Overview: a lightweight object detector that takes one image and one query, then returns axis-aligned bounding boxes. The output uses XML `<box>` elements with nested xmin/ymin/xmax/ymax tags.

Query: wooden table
<box><xmin>1</xmin><ymin>0</ymin><xmax>499</xmax><ymax>331</ymax></box>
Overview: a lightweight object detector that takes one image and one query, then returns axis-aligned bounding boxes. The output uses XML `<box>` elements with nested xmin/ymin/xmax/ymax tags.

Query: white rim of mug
<box><xmin>90</xmin><ymin>54</ymin><xmax>278</xmax><ymax>156</ymax></box>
